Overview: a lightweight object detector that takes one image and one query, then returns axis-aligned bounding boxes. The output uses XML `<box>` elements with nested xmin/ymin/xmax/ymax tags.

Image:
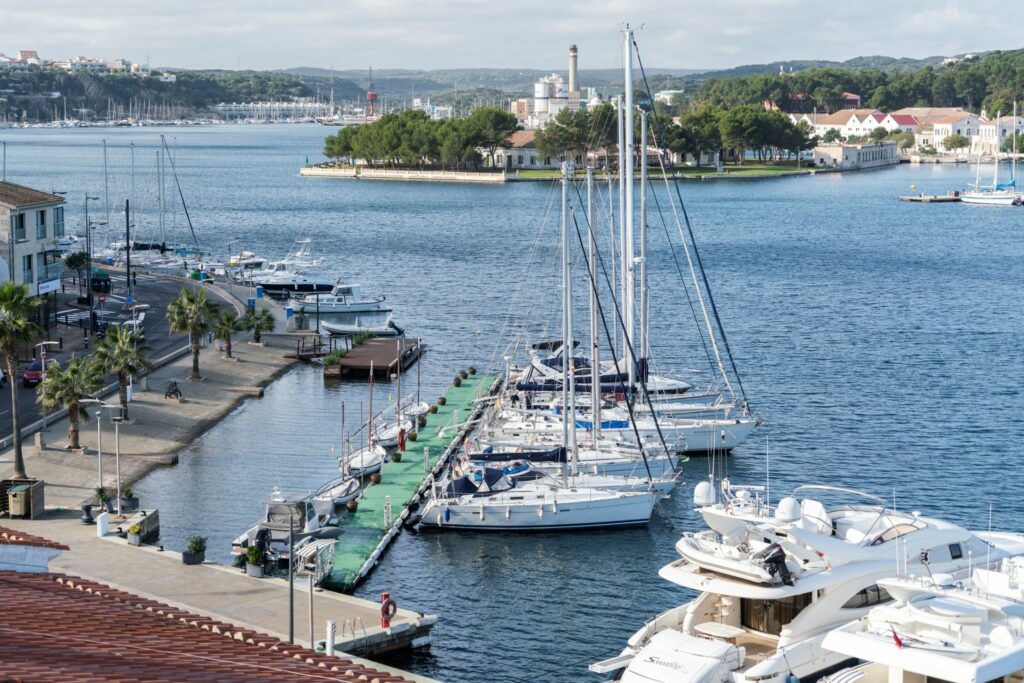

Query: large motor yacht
<box><xmin>591</xmin><ymin>480</ymin><xmax>1024</xmax><ymax>682</ymax></box>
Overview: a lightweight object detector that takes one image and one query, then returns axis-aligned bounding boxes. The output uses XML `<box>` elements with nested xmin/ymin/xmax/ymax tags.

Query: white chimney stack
<box><xmin>569</xmin><ymin>44</ymin><xmax>578</xmax><ymax>93</ymax></box>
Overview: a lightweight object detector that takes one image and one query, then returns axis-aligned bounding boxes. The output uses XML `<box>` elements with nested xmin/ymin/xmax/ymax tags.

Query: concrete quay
<box><xmin>1</xmin><ymin>512</ymin><xmax>438</xmax><ymax>681</ymax></box>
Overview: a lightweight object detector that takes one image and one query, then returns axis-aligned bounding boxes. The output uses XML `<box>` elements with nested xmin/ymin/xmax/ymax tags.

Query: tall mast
<box><xmin>623</xmin><ymin>25</ymin><xmax>636</xmax><ymax>391</ymax></box>
<box><xmin>994</xmin><ymin>110</ymin><xmax>1001</xmax><ymax>188</ymax></box>
<box><xmin>103</xmin><ymin>138</ymin><xmax>111</xmax><ymax>247</ymax></box>
<box><xmin>587</xmin><ymin>167</ymin><xmax>601</xmax><ymax>443</ymax></box>
<box><xmin>616</xmin><ymin>97</ymin><xmax>625</xmax><ymax>362</ymax></box>
<box><xmin>560</xmin><ymin>161</ymin><xmax>576</xmax><ymax>483</ymax></box>
<box><xmin>157</xmin><ymin>150</ymin><xmax>165</xmax><ymax>245</ymax></box>
<box><xmin>639</xmin><ymin>110</ymin><xmax>649</xmax><ymax>367</ymax></box>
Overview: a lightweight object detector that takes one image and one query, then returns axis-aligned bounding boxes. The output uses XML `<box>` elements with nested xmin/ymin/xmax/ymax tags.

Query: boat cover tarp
<box><xmin>470</xmin><ymin>446</ymin><xmax>567</xmax><ymax>463</ymax></box>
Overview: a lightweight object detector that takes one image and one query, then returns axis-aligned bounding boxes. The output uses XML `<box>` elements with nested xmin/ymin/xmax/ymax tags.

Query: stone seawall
<box><xmin>301</xmin><ymin>165</ymin><xmax>508</xmax><ymax>183</ymax></box>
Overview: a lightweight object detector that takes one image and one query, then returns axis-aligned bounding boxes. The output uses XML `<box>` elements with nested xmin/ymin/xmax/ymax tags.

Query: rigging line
<box><xmin>646</xmin><ymin>178</ymin><xmax>717</xmax><ymax>378</ymax></box>
<box><xmin>160</xmin><ymin>134</ymin><xmax>200</xmax><ymax>250</ymax></box>
<box><xmin>570</xmin><ymin>182</ymin><xmax>669</xmax><ymax>475</ymax></box>
<box><xmin>633</xmin><ymin>38</ymin><xmax>750</xmax><ymax>409</ymax></box>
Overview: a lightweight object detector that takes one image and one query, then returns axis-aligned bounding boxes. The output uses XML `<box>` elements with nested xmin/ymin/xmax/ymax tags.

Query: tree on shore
<box><xmin>213</xmin><ymin>310</ymin><xmax>243</xmax><ymax>359</ymax></box>
<box><xmin>465</xmin><ymin>107</ymin><xmax>519</xmax><ymax>167</ymax></box>
<box><xmin>37</xmin><ymin>357</ymin><xmax>104</xmax><ymax>450</ymax></box>
<box><xmin>166</xmin><ymin>288</ymin><xmax>219</xmax><ymax>380</ymax></box>
<box><xmin>942</xmin><ymin>133</ymin><xmax>970</xmax><ymax>155</ymax></box>
<box><xmin>821</xmin><ymin>128</ymin><xmax>843</xmax><ymax>143</ymax></box>
<box><xmin>94</xmin><ymin>326</ymin><xmax>150</xmax><ymax>420</ymax></box>
<box><xmin>243</xmin><ymin>308</ymin><xmax>276</xmax><ymax>344</ymax></box>
<box><xmin>0</xmin><ymin>283</ymin><xmax>41</xmax><ymax>479</ymax></box>
<box><xmin>64</xmin><ymin>251</ymin><xmax>90</xmax><ymax>296</ymax></box>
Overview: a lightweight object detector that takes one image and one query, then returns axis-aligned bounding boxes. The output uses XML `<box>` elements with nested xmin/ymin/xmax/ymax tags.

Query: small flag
<box><xmin>890</xmin><ymin>625</ymin><xmax>903</xmax><ymax>648</ymax></box>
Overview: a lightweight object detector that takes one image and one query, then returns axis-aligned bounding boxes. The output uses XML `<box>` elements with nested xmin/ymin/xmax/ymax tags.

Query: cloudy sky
<box><xmin>4</xmin><ymin>1</ymin><xmax>1018</xmax><ymax>71</ymax></box>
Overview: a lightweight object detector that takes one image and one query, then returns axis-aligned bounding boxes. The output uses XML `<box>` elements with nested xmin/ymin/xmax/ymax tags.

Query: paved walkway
<box><xmin>0</xmin><ymin>339</ymin><xmax>296</xmax><ymax>509</ymax></box>
<box><xmin>2</xmin><ymin>512</ymin><xmax>437</xmax><ymax>683</ymax></box>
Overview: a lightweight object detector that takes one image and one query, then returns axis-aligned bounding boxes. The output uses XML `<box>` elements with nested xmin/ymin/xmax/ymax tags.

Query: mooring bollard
<box><xmin>384</xmin><ymin>496</ymin><xmax>392</xmax><ymax>527</ymax></box>
<box><xmin>423</xmin><ymin>446</ymin><xmax>429</xmax><ymax>472</ymax></box>
<box><xmin>325</xmin><ymin>620</ymin><xmax>336</xmax><ymax>656</ymax></box>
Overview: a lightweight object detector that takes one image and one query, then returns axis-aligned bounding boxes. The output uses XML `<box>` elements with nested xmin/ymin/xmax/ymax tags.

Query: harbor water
<box><xmin>3</xmin><ymin>125</ymin><xmax>1023</xmax><ymax>682</ymax></box>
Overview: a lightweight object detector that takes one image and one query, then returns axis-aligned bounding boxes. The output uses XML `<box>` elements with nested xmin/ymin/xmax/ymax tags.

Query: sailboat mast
<box><xmin>560</xmin><ymin>162</ymin><xmax>573</xmax><ymax>484</ymax></box>
<box><xmin>639</xmin><ymin>109</ymin><xmax>649</xmax><ymax>366</ymax></box>
<box><xmin>616</xmin><ymin>97</ymin><xmax>626</xmax><ymax>362</ymax></box>
<box><xmin>565</xmin><ymin>163</ymin><xmax>578</xmax><ymax>478</ymax></box>
<box><xmin>994</xmin><ymin>110</ymin><xmax>1001</xmax><ymax>188</ymax></box>
<box><xmin>607</xmin><ymin>170</ymin><xmax>618</xmax><ymax>355</ymax></box>
<box><xmin>102</xmin><ymin>138</ymin><xmax>111</xmax><ymax>247</ymax></box>
<box><xmin>623</xmin><ymin>26</ymin><xmax>636</xmax><ymax>391</ymax></box>
<box><xmin>587</xmin><ymin>167</ymin><xmax>601</xmax><ymax>443</ymax></box>
<box><xmin>157</xmin><ymin>150</ymin><xmax>165</xmax><ymax>245</ymax></box>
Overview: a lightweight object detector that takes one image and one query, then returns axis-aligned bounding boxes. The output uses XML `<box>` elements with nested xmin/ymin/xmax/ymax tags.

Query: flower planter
<box><xmin>245</xmin><ymin>562</ymin><xmax>265</xmax><ymax>578</ymax></box>
<box><xmin>127</xmin><ymin>533</ymin><xmax>141</xmax><ymax>547</ymax></box>
<box><xmin>370</xmin><ymin>472</ymin><xmax>382</xmax><ymax>485</ymax></box>
<box><xmin>346</xmin><ymin>499</ymin><xmax>359</xmax><ymax>512</ymax></box>
<box><xmin>392</xmin><ymin>451</ymin><xmax>403</xmax><ymax>463</ymax></box>
<box><xmin>182</xmin><ymin>551</ymin><xmax>205</xmax><ymax>566</ymax></box>
<box><xmin>121</xmin><ymin>496</ymin><xmax>140</xmax><ymax>511</ymax></box>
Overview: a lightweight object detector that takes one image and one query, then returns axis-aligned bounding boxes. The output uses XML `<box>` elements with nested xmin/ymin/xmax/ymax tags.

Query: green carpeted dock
<box><xmin>326</xmin><ymin>372</ymin><xmax>499</xmax><ymax>593</ymax></box>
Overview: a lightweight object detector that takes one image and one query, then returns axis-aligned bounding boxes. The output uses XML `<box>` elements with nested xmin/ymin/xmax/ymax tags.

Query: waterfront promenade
<box><xmin>0</xmin><ymin>331</ymin><xmax>296</xmax><ymax>509</ymax></box>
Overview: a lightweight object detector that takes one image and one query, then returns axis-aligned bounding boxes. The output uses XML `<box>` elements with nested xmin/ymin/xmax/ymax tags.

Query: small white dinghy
<box><xmin>374</xmin><ymin>419</ymin><xmax>414</xmax><ymax>448</ymax></box>
<box><xmin>311</xmin><ymin>476</ymin><xmax>361</xmax><ymax>515</ymax></box>
<box><xmin>341</xmin><ymin>444</ymin><xmax>388</xmax><ymax>476</ymax></box>
<box><xmin>321</xmin><ymin>315</ymin><xmax>403</xmax><ymax>337</ymax></box>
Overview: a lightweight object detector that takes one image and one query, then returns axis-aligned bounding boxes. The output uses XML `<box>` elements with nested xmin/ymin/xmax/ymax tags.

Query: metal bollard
<box><xmin>423</xmin><ymin>446</ymin><xmax>429</xmax><ymax>472</ymax></box>
<box><xmin>384</xmin><ymin>496</ymin><xmax>392</xmax><ymax>527</ymax></box>
<box><xmin>325</xmin><ymin>620</ymin><xmax>336</xmax><ymax>656</ymax></box>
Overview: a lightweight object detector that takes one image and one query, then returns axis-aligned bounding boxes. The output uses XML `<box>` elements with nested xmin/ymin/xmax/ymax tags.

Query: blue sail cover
<box><xmin>470</xmin><ymin>447</ymin><xmax>567</xmax><ymax>463</ymax></box>
<box><xmin>575</xmin><ymin>419</ymin><xmax>630</xmax><ymax>430</ymax></box>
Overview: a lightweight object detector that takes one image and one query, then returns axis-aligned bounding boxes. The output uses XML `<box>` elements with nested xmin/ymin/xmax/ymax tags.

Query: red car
<box><xmin>22</xmin><ymin>361</ymin><xmax>48</xmax><ymax>387</ymax></box>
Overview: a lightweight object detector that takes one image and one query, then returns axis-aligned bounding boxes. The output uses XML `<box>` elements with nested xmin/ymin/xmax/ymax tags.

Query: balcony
<box><xmin>41</xmin><ymin>261</ymin><xmax>64</xmax><ymax>281</ymax></box>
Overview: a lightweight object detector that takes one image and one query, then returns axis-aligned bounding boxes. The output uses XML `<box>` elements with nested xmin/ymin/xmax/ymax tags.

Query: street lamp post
<box><xmin>111</xmin><ymin>415</ymin><xmax>123</xmax><ymax>517</ymax></box>
<box><xmin>34</xmin><ymin>339</ymin><xmax>59</xmax><ymax>448</ymax></box>
<box><xmin>84</xmin><ymin>195</ymin><xmax>100</xmax><ymax>334</ymax></box>
<box><xmin>81</xmin><ymin>399</ymin><xmax>117</xmax><ymax>491</ymax></box>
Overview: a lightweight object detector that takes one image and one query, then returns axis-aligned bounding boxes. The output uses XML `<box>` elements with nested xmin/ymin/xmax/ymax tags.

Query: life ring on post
<box><xmin>381</xmin><ymin>596</ymin><xmax>398</xmax><ymax>628</ymax></box>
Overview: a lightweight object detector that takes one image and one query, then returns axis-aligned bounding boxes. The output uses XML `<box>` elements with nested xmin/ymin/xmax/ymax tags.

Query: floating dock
<box><xmin>326</xmin><ymin>371</ymin><xmax>500</xmax><ymax>593</ymax></box>
<box><xmin>331</xmin><ymin>337</ymin><xmax>424</xmax><ymax>379</ymax></box>
<box><xmin>900</xmin><ymin>192</ymin><xmax>961</xmax><ymax>203</ymax></box>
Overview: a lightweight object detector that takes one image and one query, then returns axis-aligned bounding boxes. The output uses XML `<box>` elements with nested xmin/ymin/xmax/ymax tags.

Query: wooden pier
<box><xmin>900</xmin><ymin>192</ymin><xmax>961</xmax><ymax>203</ymax></box>
<box><xmin>330</xmin><ymin>337</ymin><xmax>424</xmax><ymax>379</ymax></box>
<box><xmin>325</xmin><ymin>372</ymin><xmax>501</xmax><ymax>593</ymax></box>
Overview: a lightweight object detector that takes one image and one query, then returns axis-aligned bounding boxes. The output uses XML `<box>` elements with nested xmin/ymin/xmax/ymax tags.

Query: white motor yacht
<box><xmin>291</xmin><ymin>282</ymin><xmax>392</xmax><ymax>314</ymax></box>
<box><xmin>592</xmin><ymin>480</ymin><xmax>1024</xmax><ymax>683</ymax></box>
<box><xmin>251</xmin><ymin>261</ymin><xmax>333</xmax><ymax>295</ymax></box>
<box><xmin>418</xmin><ymin>466</ymin><xmax>658</xmax><ymax>531</ymax></box>
<box><xmin>822</xmin><ymin>568</ymin><xmax>1024</xmax><ymax>683</ymax></box>
<box><xmin>231</xmin><ymin>487</ymin><xmax>329</xmax><ymax>565</ymax></box>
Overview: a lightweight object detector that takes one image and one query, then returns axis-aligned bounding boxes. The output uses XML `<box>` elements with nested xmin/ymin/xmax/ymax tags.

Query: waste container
<box><xmin>8</xmin><ymin>484</ymin><xmax>30</xmax><ymax>518</ymax></box>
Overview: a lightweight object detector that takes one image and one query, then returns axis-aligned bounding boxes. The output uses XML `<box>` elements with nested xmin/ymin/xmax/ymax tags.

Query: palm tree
<box><xmin>0</xmin><ymin>283</ymin><xmax>41</xmax><ymax>479</ymax></box>
<box><xmin>37</xmin><ymin>357</ymin><xmax>104</xmax><ymax>450</ymax></box>
<box><xmin>93</xmin><ymin>325</ymin><xmax>150</xmax><ymax>420</ymax></box>
<box><xmin>242</xmin><ymin>308</ymin><xmax>276</xmax><ymax>344</ymax></box>
<box><xmin>212</xmin><ymin>310</ymin><xmax>242</xmax><ymax>359</ymax></box>
<box><xmin>166</xmin><ymin>288</ymin><xmax>218</xmax><ymax>380</ymax></box>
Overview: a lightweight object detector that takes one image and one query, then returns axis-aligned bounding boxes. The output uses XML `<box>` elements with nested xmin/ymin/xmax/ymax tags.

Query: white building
<box><xmin>878</xmin><ymin>113</ymin><xmax>920</xmax><ymax>133</ymax></box>
<box><xmin>0</xmin><ymin>182</ymin><xmax>66</xmax><ymax>297</ymax></box>
<box><xmin>491</xmin><ymin>131</ymin><xmax>560</xmax><ymax>170</ymax></box>
<box><xmin>16</xmin><ymin>50</ymin><xmax>40</xmax><ymax>65</ymax></box>
<box><xmin>813</xmin><ymin>141</ymin><xmax>898</xmax><ymax>170</ymax></box>
<box><xmin>655</xmin><ymin>90</ymin><xmax>685</xmax><ymax>104</ymax></box>
<box><xmin>973</xmin><ymin>115</ymin><xmax>1024</xmax><ymax>155</ymax></box>
<box><xmin>412</xmin><ymin>98</ymin><xmax>453</xmax><ymax>121</ymax></box>
<box><xmin>931</xmin><ymin>112</ymin><xmax>980</xmax><ymax>152</ymax></box>
<box><xmin>528</xmin><ymin>73</ymin><xmax>571</xmax><ymax>129</ymax></box>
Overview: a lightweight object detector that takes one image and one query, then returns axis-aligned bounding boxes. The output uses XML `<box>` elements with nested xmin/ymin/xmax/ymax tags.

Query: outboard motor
<box><xmin>254</xmin><ymin>527</ymin><xmax>272</xmax><ymax>554</ymax></box>
<box><xmin>753</xmin><ymin>543</ymin><xmax>794</xmax><ymax>586</ymax></box>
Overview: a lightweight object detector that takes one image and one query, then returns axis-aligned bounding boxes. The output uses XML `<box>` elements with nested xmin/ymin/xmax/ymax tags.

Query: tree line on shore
<box><xmin>322</xmin><ymin>107</ymin><xmax>519</xmax><ymax>169</ymax></box>
<box><xmin>688</xmin><ymin>48</ymin><xmax>1024</xmax><ymax>117</ymax></box>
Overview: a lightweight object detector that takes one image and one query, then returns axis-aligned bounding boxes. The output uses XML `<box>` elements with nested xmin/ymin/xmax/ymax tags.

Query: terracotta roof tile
<box><xmin>0</xmin><ymin>571</ymin><xmax>417</xmax><ymax>682</ymax></box>
<box><xmin>0</xmin><ymin>525</ymin><xmax>69</xmax><ymax>551</ymax></box>
<box><xmin>504</xmin><ymin>130</ymin><xmax>537</xmax><ymax>148</ymax></box>
<box><xmin>0</xmin><ymin>182</ymin><xmax>65</xmax><ymax>209</ymax></box>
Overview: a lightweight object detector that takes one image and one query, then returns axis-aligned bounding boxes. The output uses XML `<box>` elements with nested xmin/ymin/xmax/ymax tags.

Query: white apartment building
<box><xmin>814</xmin><ymin>141</ymin><xmax>898</xmax><ymax>170</ymax></box>
<box><xmin>932</xmin><ymin>112</ymin><xmax>980</xmax><ymax>152</ymax></box>
<box><xmin>0</xmin><ymin>182</ymin><xmax>66</xmax><ymax>296</ymax></box>
<box><xmin>972</xmin><ymin>115</ymin><xmax>1024</xmax><ymax>155</ymax></box>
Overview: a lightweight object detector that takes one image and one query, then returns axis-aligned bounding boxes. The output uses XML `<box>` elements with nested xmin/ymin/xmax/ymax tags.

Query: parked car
<box><xmin>22</xmin><ymin>360</ymin><xmax>55</xmax><ymax>388</ymax></box>
<box><xmin>0</xmin><ymin>367</ymin><xmax>7</xmax><ymax>388</ymax></box>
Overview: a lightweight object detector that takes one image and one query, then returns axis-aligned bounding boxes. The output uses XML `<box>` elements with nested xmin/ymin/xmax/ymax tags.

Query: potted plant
<box><xmin>245</xmin><ymin>544</ymin><xmax>265</xmax><ymax>578</ymax></box>
<box><xmin>182</xmin><ymin>535</ymin><xmax>207</xmax><ymax>565</ymax></box>
<box><xmin>96</xmin><ymin>486</ymin><xmax>113</xmax><ymax>513</ymax></box>
<box><xmin>121</xmin><ymin>485</ymin><xmax>140</xmax><ymax>511</ymax></box>
<box><xmin>127</xmin><ymin>523</ymin><xmax>142</xmax><ymax>546</ymax></box>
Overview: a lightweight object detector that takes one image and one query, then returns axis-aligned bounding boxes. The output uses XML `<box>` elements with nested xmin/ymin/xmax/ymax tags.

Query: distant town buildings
<box><xmin>511</xmin><ymin>45</ymin><xmax>590</xmax><ymax>130</ymax></box>
<box><xmin>0</xmin><ymin>48</ymin><xmax>149</xmax><ymax>77</ymax></box>
<box><xmin>412</xmin><ymin>98</ymin><xmax>453</xmax><ymax>120</ymax></box>
<box><xmin>813</xmin><ymin>141</ymin><xmax>899</xmax><ymax>170</ymax></box>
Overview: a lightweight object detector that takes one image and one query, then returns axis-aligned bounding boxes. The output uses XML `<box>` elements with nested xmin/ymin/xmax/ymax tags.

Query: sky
<box><xmin>3</xmin><ymin>0</ymin><xmax>1021</xmax><ymax>72</ymax></box>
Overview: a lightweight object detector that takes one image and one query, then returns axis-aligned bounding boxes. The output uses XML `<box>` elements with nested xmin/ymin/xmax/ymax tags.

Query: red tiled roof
<box><xmin>0</xmin><ymin>571</ymin><xmax>416</xmax><ymax>682</ymax></box>
<box><xmin>888</xmin><ymin>114</ymin><xmax>918</xmax><ymax>126</ymax></box>
<box><xmin>504</xmin><ymin>130</ymin><xmax>537</xmax><ymax>148</ymax></box>
<box><xmin>0</xmin><ymin>526</ymin><xmax>69</xmax><ymax>551</ymax></box>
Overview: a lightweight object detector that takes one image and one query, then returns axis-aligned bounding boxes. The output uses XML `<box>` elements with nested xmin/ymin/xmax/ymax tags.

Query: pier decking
<box><xmin>331</xmin><ymin>337</ymin><xmax>425</xmax><ymax>378</ymax></box>
<box><xmin>327</xmin><ymin>372</ymin><xmax>500</xmax><ymax>593</ymax></box>
<box><xmin>900</xmin><ymin>193</ymin><xmax>961</xmax><ymax>202</ymax></box>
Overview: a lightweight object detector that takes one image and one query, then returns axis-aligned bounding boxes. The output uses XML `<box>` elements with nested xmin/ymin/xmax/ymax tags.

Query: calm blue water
<box><xmin>4</xmin><ymin>126</ymin><xmax>1023</xmax><ymax>683</ymax></box>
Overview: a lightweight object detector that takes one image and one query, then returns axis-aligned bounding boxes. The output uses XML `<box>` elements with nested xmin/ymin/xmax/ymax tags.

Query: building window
<box><xmin>518</xmin><ymin>155</ymin><xmax>523</xmax><ymax>165</ymax></box>
<box><xmin>54</xmin><ymin>207</ymin><xmax>65</xmax><ymax>237</ymax></box>
<box><xmin>22</xmin><ymin>254</ymin><xmax>33</xmax><ymax>283</ymax></box>
<box><xmin>36</xmin><ymin>210</ymin><xmax>47</xmax><ymax>239</ymax></box>
<box><xmin>11</xmin><ymin>213</ymin><xmax>26</xmax><ymax>241</ymax></box>
<box><xmin>741</xmin><ymin>593</ymin><xmax>813</xmax><ymax>635</ymax></box>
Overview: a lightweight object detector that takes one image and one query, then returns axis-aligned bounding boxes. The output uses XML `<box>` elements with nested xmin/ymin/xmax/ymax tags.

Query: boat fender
<box><xmin>443</xmin><ymin>507</ymin><xmax>451</xmax><ymax>523</ymax></box>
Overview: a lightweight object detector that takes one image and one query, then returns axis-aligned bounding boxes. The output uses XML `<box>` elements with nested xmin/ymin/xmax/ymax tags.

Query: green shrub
<box><xmin>186</xmin><ymin>535</ymin><xmax>207</xmax><ymax>554</ymax></box>
<box><xmin>246</xmin><ymin>544</ymin><xmax>264</xmax><ymax>565</ymax></box>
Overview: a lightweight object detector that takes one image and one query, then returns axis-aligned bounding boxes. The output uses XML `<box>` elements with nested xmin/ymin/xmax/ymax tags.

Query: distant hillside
<box><xmin>282</xmin><ymin>66</ymin><xmax>702</xmax><ymax>100</ymax></box>
<box><xmin>685</xmin><ymin>52</ymin><xmax>978</xmax><ymax>84</ymax></box>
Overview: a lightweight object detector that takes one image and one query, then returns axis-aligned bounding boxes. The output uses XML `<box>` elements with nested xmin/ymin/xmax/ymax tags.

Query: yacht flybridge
<box><xmin>821</xmin><ymin>565</ymin><xmax>1024</xmax><ymax>683</ymax></box>
<box><xmin>591</xmin><ymin>479</ymin><xmax>1024</xmax><ymax>683</ymax></box>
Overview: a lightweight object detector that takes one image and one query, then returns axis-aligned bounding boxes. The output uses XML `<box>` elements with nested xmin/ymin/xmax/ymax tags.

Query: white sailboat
<box><xmin>962</xmin><ymin>106</ymin><xmax>1019</xmax><ymax>205</ymax></box>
